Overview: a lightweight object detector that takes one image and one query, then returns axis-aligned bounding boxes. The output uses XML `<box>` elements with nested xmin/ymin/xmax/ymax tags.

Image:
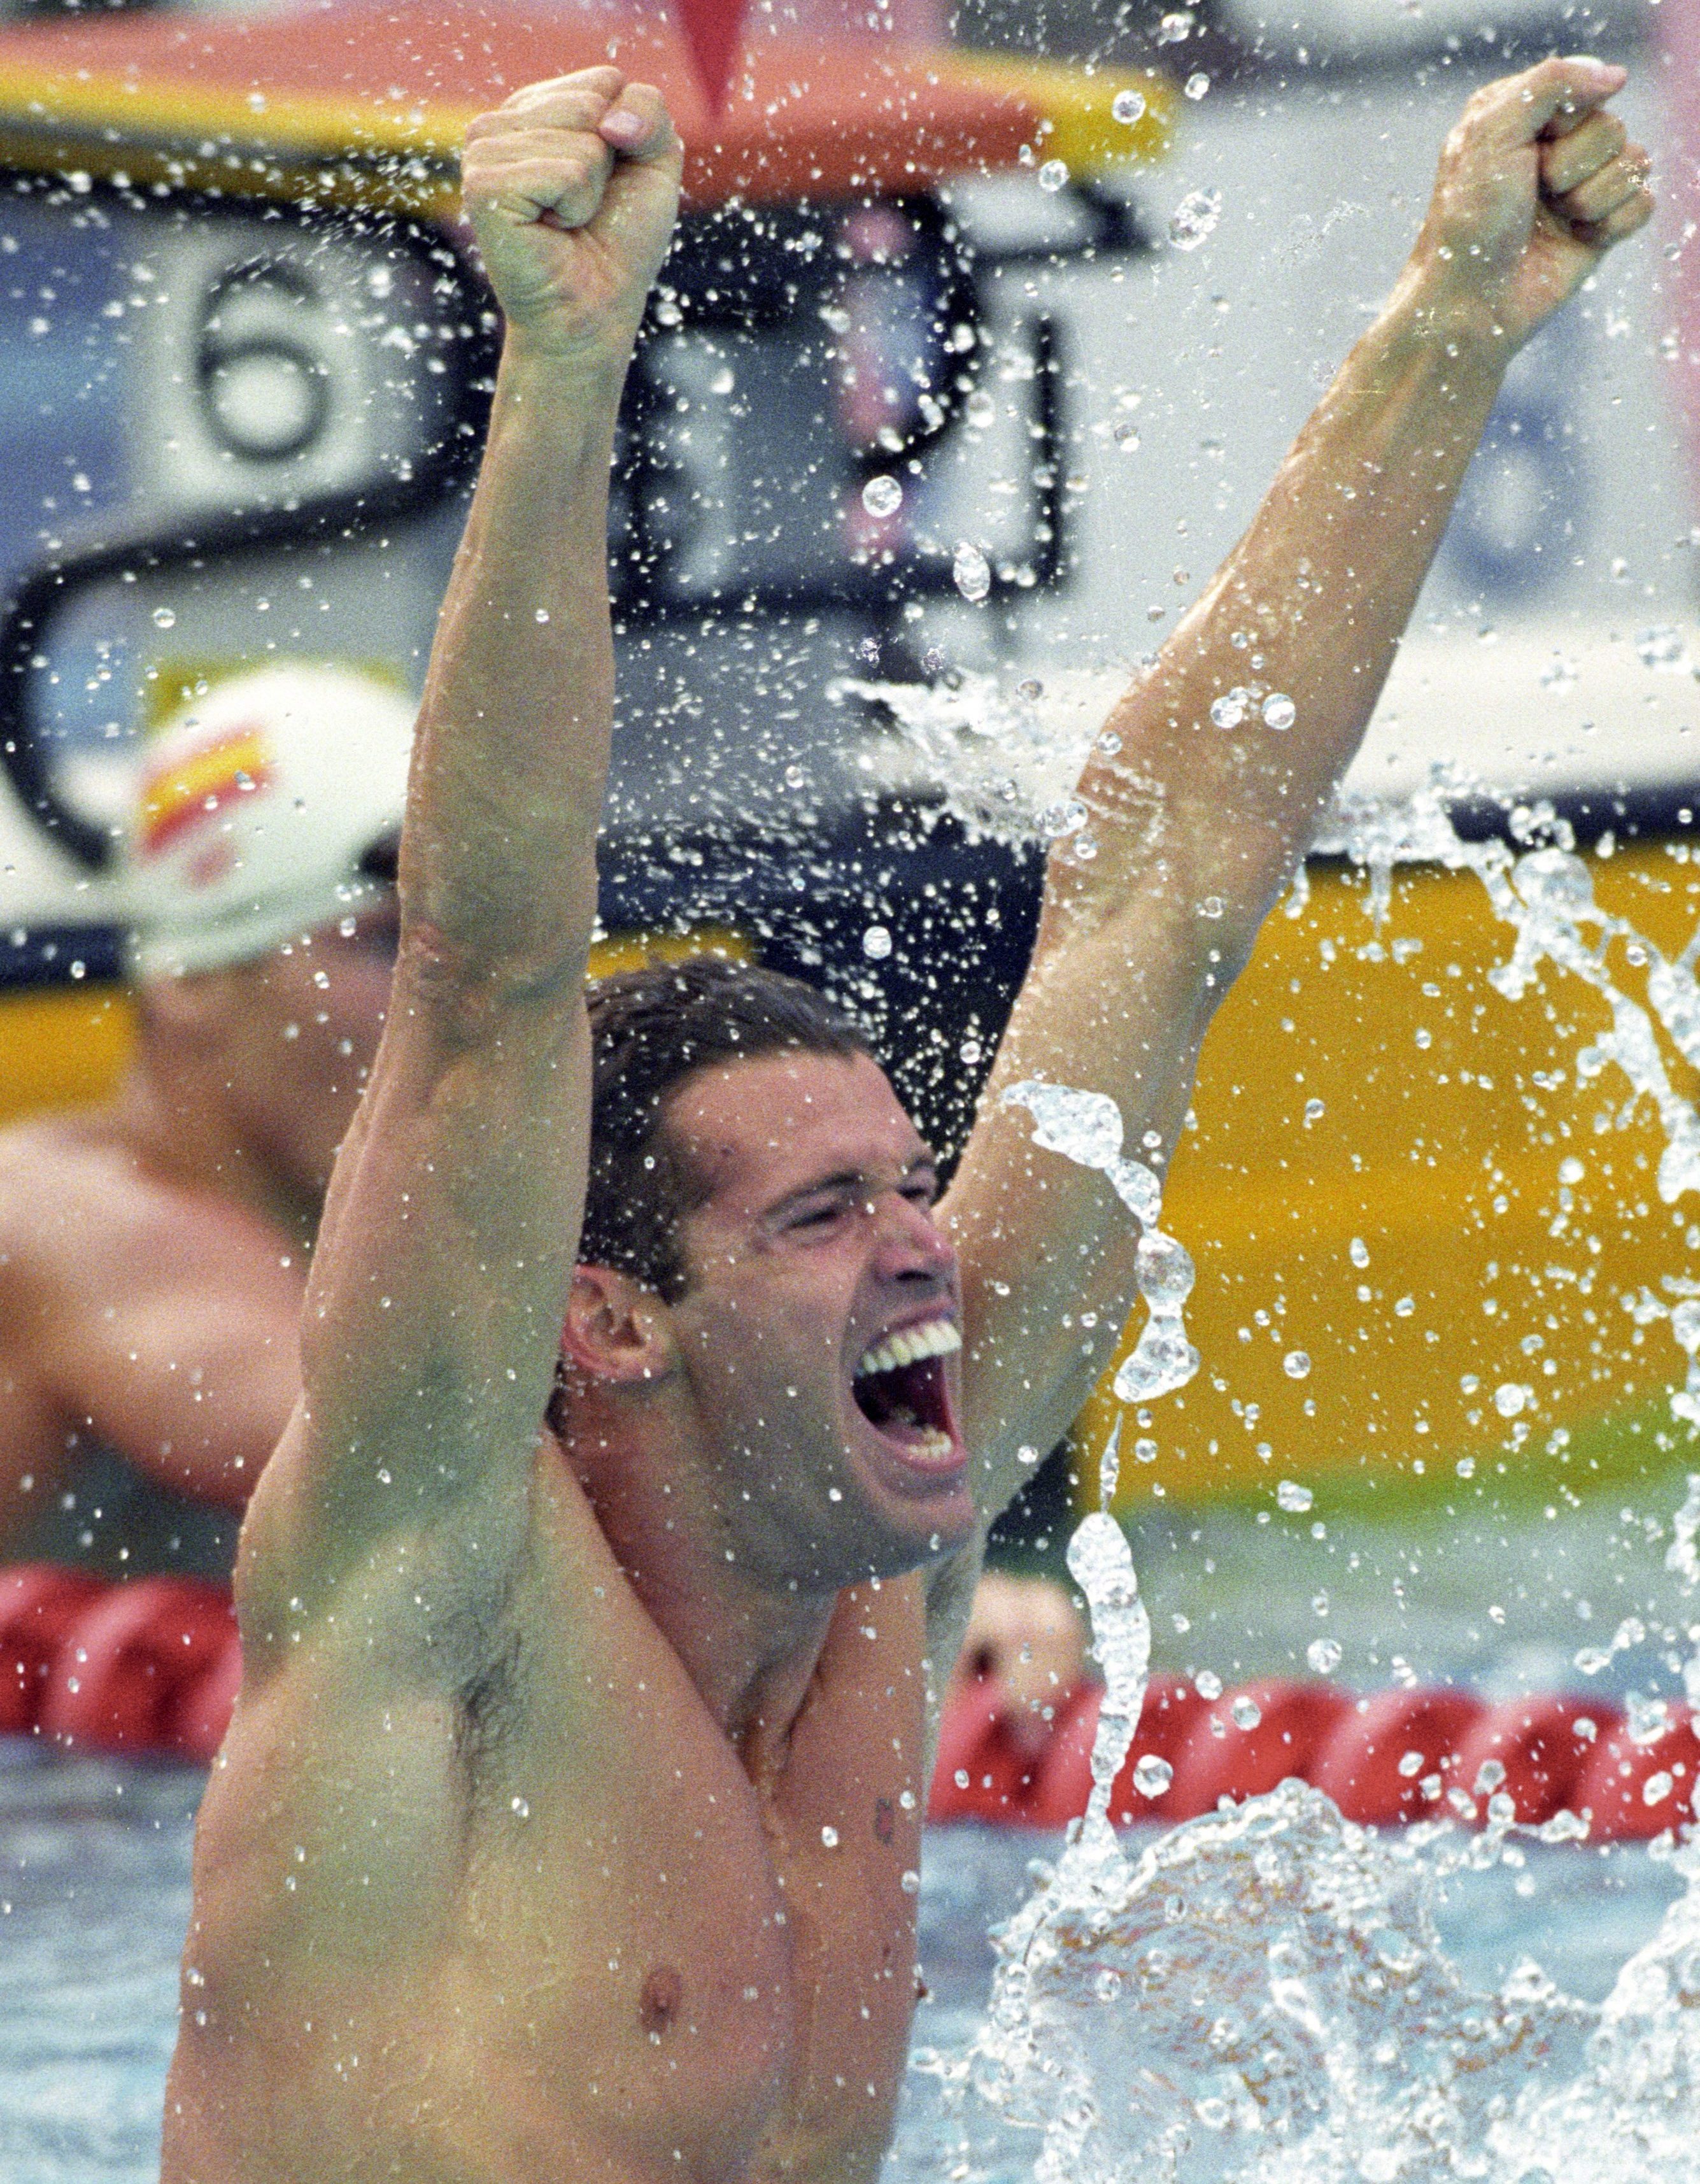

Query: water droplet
<box><xmin>964</xmin><ymin>387</ymin><xmax>995</xmax><ymax>429</ymax></box>
<box><xmin>1209</xmin><ymin>693</ymin><xmax>1247</xmax><ymax>729</ymax></box>
<box><xmin>511</xmin><ymin>1796</ymin><xmax>530</xmax><ymax>1819</ymax></box>
<box><xmin>861</xmin><ymin>925</ymin><xmax>893</xmax><ymax>960</ymax></box>
<box><xmin>534</xmin><ymin>608</ymin><xmax>551</xmax><ymax>624</ymax></box>
<box><xmin>1168</xmin><ymin>188</ymin><xmax>1222</xmax><ymax>252</ymax></box>
<box><xmin>1493</xmin><ymin>1383</ymin><xmax>1527</xmax><ymax>1418</ymax></box>
<box><xmin>152</xmin><ymin>607</ymin><xmax>176</xmax><ymax>629</ymax></box>
<box><xmin>1262</xmin><ymin>692</ymin><xmax>1296</xmax><ymax>731</ymax></box>
<box><xmin>1349</xmin><ymin>1237</ymin><xmax>1370</xmax><ymax>1268</ymax></box>
<box><xmin>1195</xmin><ymin>1670</ymin><xmax>1222</xmax><ymax>1699</ymax></box>
<box><xmin>1558</xmin><ymin>1156</ymin><xmax>1585</xmax><ymax>1186</ymax></box>
<box><xmin>1156</xmin><ymin>8</ymin><xmax>1194</xmax><ymax>39</ymax></box>
<box><xmin>900</xmin><ymin>1867</ymin><xmax>921</xmax><ymax>1893</ymax></box>
<box><xmin>1397</xmin><ymin>1748</ymin><xmax>1426</xmax><ymax>1778</ymax></box>
<box><xmin>1132</xmin><ymin>1753</ymin><xmax>1173</xmax><ymax>1798</ymax></box>
<box><xmin>953</xmin><ymin>541</ymin><xmax>992</xmax><ymax>602</ymax></box>
<box><xmin>1636</xmin><ymin>624</ymin><xmax>1688</xmax><ymax>671</ymax></box>
<box><xmin>1282</xmin><ymin>1351</ymin><xmax>1312</xmax><ymax>1382</ymax></box>
<box><xmin>1303</xmin><ymin>1098</ymin><xmax>1324</xmax><ymax>1126</ymax></box>
<box><xmin>1113</xmin><ymin>420</ymin><xmax>1142</xmax><ymax>453</ymax></box>
<box><xmin>1037</xmin><ymin>159</ymin><xmax>1069</xmax><ymax>193</ymax></box>
<box><xmin>1112</xmin><ymin>87</ymin><xmax>1148</xmax><ymax>125</ymax></box>
<box><xmin>1277</xmin><ymin>1478</ymin><xmax>1314</xmax><ymax>1512</ymax></box>
<box><xmin>862</xmin><ymin>474</ymin><xmax>903</xmax><ymax>518</ymax></box>
<box><xmin>1184</xmin><ymin>71</ymin><xmax>1210</xmax><ymax>99</ymax></box>
<box><xmin>1307</xmin><ymin>1636</ymin><xmax>1342</xmax><ymax>1674</ymax></box>
<box><xmin>821</xmin><ymin>1824</ymin><xmax>840</xmax><ymax>1848</ymax></box>
<box><xmin>1229</xmin><ymin>1694</ymin><xmax>1262</xmax><ymax>1730</ymax></box>
<box><xmin>1036</xmin><ymin>796</ymin><xmax>1089</xmax><ymax>840</ymax></box>
<box><xmin>1017</xmin><ymin>1443</ymin><xmax>1040</xmax><ymax>1466</ymax></box>
<box><xmin>1643</xmin><ymin>1770</ymin><xmax>1675</xmax><ymax>1806</ymax></box>
<box><xmin>1540</xmin><ymin>651</ymin><xmax>1578</xmax><ymax>693</ymax></box>
<box><xmin>710</xmin><ymin>365</ymin><xmax>735</xmax><ymax>396</ymax></box>
<box><xmin>1199</xmin><ymin>895</ymin><xmax>1224</xmax><ymax>919</ymax></box>
<box><xmin>1135</xmin><ymin>1231</ymin><xmax>1195</xmax><ymax>1309</ymax></box>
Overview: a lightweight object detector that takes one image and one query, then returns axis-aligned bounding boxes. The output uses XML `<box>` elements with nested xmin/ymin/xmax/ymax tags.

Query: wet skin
<box><xmin>161</xmin><ymin>54</ymin><xmax>1652</xmax><ymax>2184</ymax></box>
<box><xmin>172</xmin><ymin>1053</ymin><xmax>972</xmax><ymax>2184</ymax></box>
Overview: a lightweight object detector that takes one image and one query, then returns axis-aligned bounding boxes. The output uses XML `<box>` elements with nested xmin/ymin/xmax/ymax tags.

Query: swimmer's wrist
<box><xmin>489</xmin><ymin>339</ymin><xmax>628</xmax><ymax>448</ymax></box>
<box><xmin>1379</xmin><ymin>259</ymin><xmax>1517</xmax><ymax>381</ymax></box>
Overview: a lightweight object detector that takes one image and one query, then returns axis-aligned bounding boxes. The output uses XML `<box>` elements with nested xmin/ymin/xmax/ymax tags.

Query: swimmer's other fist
<box><xmin>462</xmin><ymin>67</ymin><xmax>683</xmax><ymax>367</ymax></box>
<box><xmin>1405</xmin><ymin>55</ymin><xmax>1652</xmax><ymax>351</ymax></box>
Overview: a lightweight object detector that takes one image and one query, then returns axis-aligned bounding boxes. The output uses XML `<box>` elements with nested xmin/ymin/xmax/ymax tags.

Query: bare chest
<box><xmin>480</xmin><ymin>1578</ymin><xmax>933</xmax><ymax>2178</ymax></box>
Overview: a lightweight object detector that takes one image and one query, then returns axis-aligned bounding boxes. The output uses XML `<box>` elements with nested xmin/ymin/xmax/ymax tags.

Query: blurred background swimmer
<box><xmin>0</xmin><ymin>662</ymin><xmax>411</xmax><ymax>1574</ymax></box>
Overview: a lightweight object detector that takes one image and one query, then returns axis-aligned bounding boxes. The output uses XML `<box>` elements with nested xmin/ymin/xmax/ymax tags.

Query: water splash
<box><xmin>1000</xmin><ymin>1077</ymin><xmax>1200</xmax><ymax>1409</ymax></box>
<box><xmin>942</xmin><ymin>763</ymin><xmax>1700</xmax><ymax>2181</ymax></box>
<box><xmin>1324</xmin><ymin>776</ymin><xmax>1700</xmax><ymax>1207</ymax></box>
<box><xmin>833</xmin><ymin>668</ymin><xmax>1117</xmax><ymax>844</ymax></box>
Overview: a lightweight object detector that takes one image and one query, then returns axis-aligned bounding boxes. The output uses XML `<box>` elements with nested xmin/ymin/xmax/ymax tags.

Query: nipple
<box><xmin>640</xmin><ymin>1966</ymin><xmax>684</xmax><ymax>2039</ymax></box>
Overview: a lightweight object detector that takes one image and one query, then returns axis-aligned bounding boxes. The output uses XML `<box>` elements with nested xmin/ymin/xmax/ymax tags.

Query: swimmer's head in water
<box><xmin>122</xmin><ymin>663</ymin><xmax>413</xmax><ymax>982</ymax></box>
<box><xmin>570</xmin><ymin>959</ymin><xmax>975</xmax><ymax>1579</ymax></box>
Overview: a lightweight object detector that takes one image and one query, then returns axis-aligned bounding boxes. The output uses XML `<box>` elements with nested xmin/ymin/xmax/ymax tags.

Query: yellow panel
<box><xmin>937</xmin><ymin>54</ymin><xmax>1174</xmax><ymax>175</ymax></box>
<box><xmin>588</xmin><ymin>928</ymin><xmax>751</xmax><ymax>981</ymax></box>
<box><xmin>0</xmin><ymin>986</ymin><xmax>134</xmax><ymax>1124</ymax></box>
<box><xmin>1077</xmin><ymin>843</ymin><xmax>1700</xmax><ymax>1512</ymax></box>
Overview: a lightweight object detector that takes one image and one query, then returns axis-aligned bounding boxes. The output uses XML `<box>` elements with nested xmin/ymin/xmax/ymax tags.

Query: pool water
<box><xmin>1</xmin><ymin>1742</ymin><xmax>1685</xmax><ymax>2184</ymax></box>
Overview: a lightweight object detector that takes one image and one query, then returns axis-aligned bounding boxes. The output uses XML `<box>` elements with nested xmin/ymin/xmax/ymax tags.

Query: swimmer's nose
<box><xmin>870</xmin><ymin>1190</ymin><xmax>957</xmax><ymax>1287</ymax></box>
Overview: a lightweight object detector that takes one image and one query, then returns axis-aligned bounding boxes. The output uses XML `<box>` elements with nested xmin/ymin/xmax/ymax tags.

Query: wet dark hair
<box><xmin>579</xmin><ymin>955</ymin><xmax>875</xmax><ymax>1303</ymax></box>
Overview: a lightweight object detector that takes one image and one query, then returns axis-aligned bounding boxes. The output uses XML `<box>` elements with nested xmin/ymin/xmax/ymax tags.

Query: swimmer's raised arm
<box><xmin>240</xmin><ymin>73</ymin><xmax>682</xmax><ymax>1628</ymax></box>
<box><xmin>942</xmin><ymin>57</ymin><xmax>1651</xmax><ymax>1514</ymax></box>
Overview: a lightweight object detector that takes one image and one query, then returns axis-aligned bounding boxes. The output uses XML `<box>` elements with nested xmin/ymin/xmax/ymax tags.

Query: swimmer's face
<box><xmin>222</xmin><ymin>895</ymin><xmax>399</xmax><ymax>1195</ymax></box>
<box><xmin>663</xmin><ymin>1050</ymin><xmax>976</xmax><ymax>1589</ymax></box>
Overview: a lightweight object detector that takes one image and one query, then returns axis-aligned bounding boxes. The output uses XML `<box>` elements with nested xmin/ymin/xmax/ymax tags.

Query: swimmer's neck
<box><xmin>558</xmin><ymin>1401</ymin><xmax>845</xmax><ymax>1775</ymax></box>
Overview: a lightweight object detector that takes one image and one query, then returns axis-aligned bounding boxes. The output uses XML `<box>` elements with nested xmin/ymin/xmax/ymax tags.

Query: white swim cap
<box><xmin>124</xmin><ymin>663</ymin><xmax>414</xmax><ymax>981</ymax></box>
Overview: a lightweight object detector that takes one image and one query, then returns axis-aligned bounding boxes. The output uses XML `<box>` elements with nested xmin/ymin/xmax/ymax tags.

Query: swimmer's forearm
<box><xmin>1056</xmin><ymin>281</ymin><xmax>1506</xmax><ymax>965</ymax></box>
<box><xmin>400</xmin><ymin>341</ymin><xmax>627</xmax><ymax>975</ymax></box>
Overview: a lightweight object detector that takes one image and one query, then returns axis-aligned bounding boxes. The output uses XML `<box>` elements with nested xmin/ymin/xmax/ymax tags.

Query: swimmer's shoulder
<box><xmin>0</xmin><ymin>1105</ymin><xmax>287</xmax><ymax>1262</ymax></box>
<box><xmin>0</xmin><ymin>1111</ymin><xmax>130</xmax><ymax>1297</ymax></box>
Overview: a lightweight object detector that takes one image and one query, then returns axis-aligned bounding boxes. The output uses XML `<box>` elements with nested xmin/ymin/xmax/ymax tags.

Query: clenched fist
<box><xmin>1410</xmin><ymin>55</ymin><xmax>1652</xmax><ymax>350</ymax></box>
<box><xmin>462</xmin><ymin>67</ymin><xmax>684</xmax><ymax>369</ymax></box>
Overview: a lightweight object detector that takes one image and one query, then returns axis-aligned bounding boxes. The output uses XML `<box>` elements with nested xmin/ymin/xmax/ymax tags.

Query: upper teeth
<box><xmin>854</xmin><ymin>1319</ymin><xmax>962</xmax><ymax>1380</ymax></box>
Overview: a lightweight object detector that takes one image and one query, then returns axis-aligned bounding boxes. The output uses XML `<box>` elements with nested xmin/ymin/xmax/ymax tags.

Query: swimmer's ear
<box><xmin>561</xmin><ymin>1265</ymin><xmax>673</xmax><ymax>1387</ymax></box>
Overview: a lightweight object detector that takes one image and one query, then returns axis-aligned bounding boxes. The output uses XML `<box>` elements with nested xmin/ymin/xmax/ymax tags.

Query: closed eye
<box><xmin>784</xmin><ymin>1194</ymin><xmax>854</xmax><ymax>1232</ymax></box>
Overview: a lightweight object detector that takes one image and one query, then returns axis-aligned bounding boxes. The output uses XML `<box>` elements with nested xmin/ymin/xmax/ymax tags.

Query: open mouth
<box><xmin>850</xmin><ymin>1317</ymin><xmax>962</xmax><ymax>1465</ymax></box>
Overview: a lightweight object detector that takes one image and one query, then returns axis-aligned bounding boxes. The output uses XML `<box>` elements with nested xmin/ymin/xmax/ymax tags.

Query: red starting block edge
<box><xmin>4</xmin><ymin>1564</ymin><xmax>1695</xmax><ymax>1842</ymax></box>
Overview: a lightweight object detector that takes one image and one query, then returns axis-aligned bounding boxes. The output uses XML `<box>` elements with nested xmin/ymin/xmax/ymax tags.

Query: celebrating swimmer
<box><xmin>162</xmin><ymin>57</ymin><xmax>1650</xmax><ymax>2184</ymax></box>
